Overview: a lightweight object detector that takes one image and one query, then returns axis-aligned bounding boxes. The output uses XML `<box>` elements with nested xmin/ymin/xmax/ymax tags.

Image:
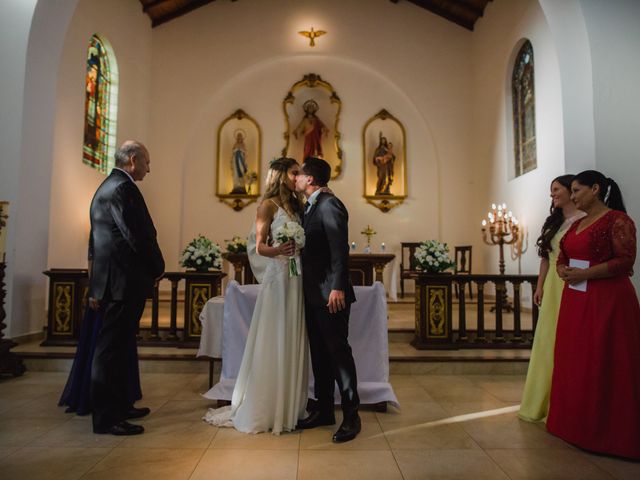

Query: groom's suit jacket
<box><xmin>88</xmin><ymin>169</ymin><xmax>165</xmax><ymax>301</ymax></box>
<box><xmin>301</xmin><ymin>192</ymin><xmax>356</xmax><ymax>308</ymax></box>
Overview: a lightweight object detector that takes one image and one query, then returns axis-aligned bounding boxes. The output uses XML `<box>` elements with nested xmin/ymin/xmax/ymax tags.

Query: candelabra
<box><xmin>0</xmin><ymin>201</ymin><xmax>26</xmax><ymax>377</ymax></box>
<box><xmin>481</xmin><ymin>203</ymin><xmax>521</xmax><ymax>312</ymax></box>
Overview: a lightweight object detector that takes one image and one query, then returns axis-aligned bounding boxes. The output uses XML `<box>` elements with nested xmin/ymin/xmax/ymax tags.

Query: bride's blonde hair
<box><xmin>263</xmin><ymin>157</ymin><xmax>304</xmax><ymax>218</ymax></box>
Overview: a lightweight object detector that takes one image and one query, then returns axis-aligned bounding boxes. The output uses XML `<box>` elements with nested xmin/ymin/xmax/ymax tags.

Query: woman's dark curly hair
<box><xmin>536</xmin><ymin>175</ymin><xmax>575</xmax><ymax>259</ymax></box>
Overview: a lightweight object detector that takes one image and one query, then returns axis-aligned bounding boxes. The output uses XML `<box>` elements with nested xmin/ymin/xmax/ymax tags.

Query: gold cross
<box><xmin>298</xmin><ymin>27</ymin><xmax>326</xmax><ymax>47</ymax></box>
<box><xmin>361</xmin><ymin>224</ymin><xmax>377</xmax><ymax>245</ymax></box>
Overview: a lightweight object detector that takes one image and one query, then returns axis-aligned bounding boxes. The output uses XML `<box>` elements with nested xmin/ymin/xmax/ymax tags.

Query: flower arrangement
<box><xmin>414</xmin><ymin>240</ymin><xmax>455</xmax><ymax>273</ymax></box>
<box><xmin>180</xmin><ymin>235</ymin><xmax>222</xmax><ymax>271</ymax></box>
<box><xmin>225</xmin><ymin>235</ymin><xmax>247</xmax><ymax>253</ymax></box>
<box><xmin>273</xmin><ymin>221</ymin><xmax>306</xmax><ymax>276</ymax></box>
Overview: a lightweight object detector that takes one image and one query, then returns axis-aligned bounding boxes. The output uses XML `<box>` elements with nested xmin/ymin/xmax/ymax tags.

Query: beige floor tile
<box><xmin>300</xmin><ymin>421</ymin><xmax>389</xmax><ymax>451</ymax></box>
<box><xmin>394</xmin><ymin>449</ymin><xmax>510</xmax><ymax>480</ymax></box>
<box><xmin>190</xmin><ymin>448</ymin><xmax>299</xmax><ymax>480</ymax></box>
<box><xmin>437</xmin><ymin>398</ymin><xmax>512</xmax><ymax>417</ymax></box>
<box><xmin>376</xmin><ymin>401</ymin><xmax>450</xmax><ymax>428</ymax></box>
<box><xmin>388</xmin><ymin>374</ymin><xmax>419</xmax><ymax>388</ymax></box>
<box><xmin>211</xmin><ymin>427</ymin><xmax>301</xmax><ymax>450</ymax></box>
<box><xmin>461</xmin><ymin>413</ymin><xmax>569</xmax><ymax>449</ymax></box>
<box><xmin>586</xmin><ymin>454</ymin><xmax>640</xmax><ymax>480</ymax></box>
<box><xmin>0</xmin><ymin>446</ymin><xmax>110</xmax><ymax>480</ymax></box>
<box><xmin>468</xmin><ymin>378</ymin><xmax>525</xmax><ymax>403</ymax></box>
<box><xmin>151</xmin><ymin>398</ymin><xmax>217</xmax><ymax>422</ymax></box>
<box><xmin>0</xmin><ymin>418</ymin><xmax>69</xmax><ymax>447</ymax></box>
<box><xmin>0</xmin><ymin>446</ymin><xmax>19</xmax><ymax>460</ymax></box>
<box><xmin>486</xmin><ymin>448</ymin><xmax>613</xmax><ymax>479</ymax></box>
<box><xmin>31</xmin><ymin>416</ymin><xmax>125</xmax><ymax>448</ymax></box>
<box><xmin>0</xmin><ymin>394</ymin><xmax>78</xmax><ymax>420</ymax></box>
<box><xmin>393</xmin><ymin>386</ymin><xmax>435</xmax><ymax>403</ymax></box>
<box><xmin>298</xmin><ymin>450</ymin><xmax>403</xmax><ymax>480</ymax></box>
<box><xmin>382</xmin><ymin>420</ymin><xmax>480</xmax><ymax>450</ymax></box>
<box><xmin>119</xmin><ymin>419</ymin><xmax>217</xmax><ymax>448</ymax></box>
<box><xmin>82</xmin><ymin>446</ymin><xmax>204</xmax><ymax>480</ymax></box>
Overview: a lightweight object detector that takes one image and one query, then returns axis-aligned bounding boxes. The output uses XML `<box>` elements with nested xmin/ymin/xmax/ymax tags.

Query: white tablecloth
<box><xmin>197</xmin><ymin>296</ymin><xmax>225</xmax><ymax>358</ymax></box>
<box><xmin>200</xmin><ymin>281</ymin><xmax>399</xmax><ymax>408</ymax></box>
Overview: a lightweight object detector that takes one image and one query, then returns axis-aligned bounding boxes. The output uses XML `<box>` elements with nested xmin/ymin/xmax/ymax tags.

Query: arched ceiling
<box><xmin>138</xmin><ymin>0</ymin><xmax>492</xmax><ymax>30</ymax></box>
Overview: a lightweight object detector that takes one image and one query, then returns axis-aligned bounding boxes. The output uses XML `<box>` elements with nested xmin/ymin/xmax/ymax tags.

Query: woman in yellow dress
<box><xmin>518</xmin><ymin>175</ymin><xmax>584</xmax><ymax>422</ymax></box>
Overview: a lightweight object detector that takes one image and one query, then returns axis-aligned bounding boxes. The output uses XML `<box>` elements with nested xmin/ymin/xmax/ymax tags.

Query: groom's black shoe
<box><xmin>332</xmin><ymin>413</ymin><xmax>361</xmax><ymax>443</ymax></box>
<box><xmin>296</xmin><ymin>411</ymin><xmax>336</xmax><ymax>430</ymax></box>
<box><xmin>125</xmin><ymin>407</ymin><xmax>151</xmax><ymax>420</ymax></box>
<box><xmin>95</xmin><ymin>421</ymin><xmax>144</xmax><ymax>436</ymax></box>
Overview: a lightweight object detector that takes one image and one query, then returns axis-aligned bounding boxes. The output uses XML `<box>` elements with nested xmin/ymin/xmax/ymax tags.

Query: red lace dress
<box><xmin>547</xmin><ymin>210</ymin><xmax>640</xmax><ymax>459</ymax></box>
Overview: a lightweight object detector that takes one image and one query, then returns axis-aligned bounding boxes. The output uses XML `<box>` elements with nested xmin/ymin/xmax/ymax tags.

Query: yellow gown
<box><xmin>518</xmin><ymin>220</ymin><xmax>577</xmax><ymax>422</ymax></box>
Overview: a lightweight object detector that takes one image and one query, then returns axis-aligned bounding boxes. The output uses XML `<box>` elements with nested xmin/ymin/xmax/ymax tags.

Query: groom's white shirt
<box><xmin>305</xmin><ymin>189</ymin><xmax>322</xmax><ymax>214</ymax></box>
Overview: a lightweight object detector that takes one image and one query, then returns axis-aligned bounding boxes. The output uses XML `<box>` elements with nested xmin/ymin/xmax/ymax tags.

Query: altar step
<box><xmin>14</xmin><ymin>338</ymin><xmax>529</xmax><ymax>376</ymax></box>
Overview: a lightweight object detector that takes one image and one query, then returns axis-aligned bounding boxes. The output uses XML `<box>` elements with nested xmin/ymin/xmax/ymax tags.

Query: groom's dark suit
<box><xmin>89</xmin><ymin>168</ymin><xmax>164</xmax><ymax>433</ymax></box>
<box><xmin>302</xmin><ymin>192</ymin><xmax>359</xmax><ymax>418</ymax></box>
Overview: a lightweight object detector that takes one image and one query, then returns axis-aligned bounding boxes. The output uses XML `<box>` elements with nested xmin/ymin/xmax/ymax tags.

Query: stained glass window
<box><xmin>82</xmin><ymin>34</ymin><xmax>118</xmax><ymax>173</ymax></box>
<box><xmin>512</xmin><ymin>40</ymin><xmax>536</xmax><ymax>177</ymax></box>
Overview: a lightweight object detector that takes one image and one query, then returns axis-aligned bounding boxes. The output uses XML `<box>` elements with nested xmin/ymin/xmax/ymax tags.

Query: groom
<box><xmin>295</xmin><ymin>157</ymin><xmax>361</xmax><ymax>443</ymax></box>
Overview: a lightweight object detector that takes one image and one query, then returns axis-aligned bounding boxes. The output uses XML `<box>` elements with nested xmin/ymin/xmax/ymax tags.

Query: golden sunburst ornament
<box><xmin>298</xmin><ymin>27</ymin><xmax>326</xmax><ymax>47</ymax></box>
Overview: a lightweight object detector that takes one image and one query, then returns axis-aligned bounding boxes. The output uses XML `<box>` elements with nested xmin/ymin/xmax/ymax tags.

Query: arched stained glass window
<box><xmin>82</xmin><ymin>34</ymin><xmax>118</xmax><ymax>173</ymax></box>
<box><xmin>512</xmin><ymin>40</ymin><xmax>536</xmax><ymax>177</ymax></box>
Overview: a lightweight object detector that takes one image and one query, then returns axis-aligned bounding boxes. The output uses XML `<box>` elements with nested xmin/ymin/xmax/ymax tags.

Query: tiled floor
<box><xmin>1</xmin><ymin>371</ymin><xmax>639</xmax><ymax>479</ymax></box>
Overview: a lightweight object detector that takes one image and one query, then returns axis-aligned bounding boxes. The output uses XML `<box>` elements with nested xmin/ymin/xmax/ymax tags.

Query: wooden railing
<box><xmin>42</xmin><ymin>269</ymin><xmax>225</xmax><ymax>347</ymax></box>
<box><xmin>412</xmin><ymin>273</ymin><xmax>539</xmax><ymax>349</ymax></box>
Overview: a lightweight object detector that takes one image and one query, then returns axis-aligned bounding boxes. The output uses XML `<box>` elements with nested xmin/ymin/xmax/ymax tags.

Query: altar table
<box><xmin>198</xmin><ymin>281</ymin><xmax>399</xmax><ymax>408</ymax></box>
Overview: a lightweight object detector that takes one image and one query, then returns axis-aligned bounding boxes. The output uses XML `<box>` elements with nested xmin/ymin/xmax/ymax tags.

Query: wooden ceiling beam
<box><xmin>152</xmin><ymin>0</ymin><xmax>218</xmax><ymax>28</ymax></box>
<box><xmin>142</xmin><ymin>0</ymin><xmax>170</xmax><ymax>13</ymax></box>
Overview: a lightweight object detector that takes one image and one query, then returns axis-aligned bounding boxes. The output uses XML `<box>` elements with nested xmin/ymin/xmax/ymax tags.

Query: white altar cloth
<box><xmin>200</xmin><ymin>281</ymin><xmax>399</xmax><ymax>408</ymax></box>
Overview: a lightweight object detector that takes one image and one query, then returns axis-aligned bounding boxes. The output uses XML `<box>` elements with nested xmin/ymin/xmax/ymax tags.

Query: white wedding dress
<box><xmin>203</xmin><ymin>207</ymin><xmax>308</xmax><ymax>434</ymax></box>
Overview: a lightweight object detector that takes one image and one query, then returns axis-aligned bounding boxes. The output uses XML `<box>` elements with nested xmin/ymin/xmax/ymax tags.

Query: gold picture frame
<box><xmin>362</xmin><ymin>109</ymin><xmax>407</xmax><ymax>212</ymax></box>
<box><xmin>282</xmin><ymin>73</ymin><xmax>343</xmax><ymax>179</ymax></box>
<box><xmin>216</xmin><ymin>109</ymin><xmax>261</xmax><ymax>211</ymax></box>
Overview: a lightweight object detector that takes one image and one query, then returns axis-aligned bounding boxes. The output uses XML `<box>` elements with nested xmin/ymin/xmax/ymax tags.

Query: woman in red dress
<box><xmin>547</xmin><ymin>170</ymin><xmax>640</xmax><ymax>459</ymax></box>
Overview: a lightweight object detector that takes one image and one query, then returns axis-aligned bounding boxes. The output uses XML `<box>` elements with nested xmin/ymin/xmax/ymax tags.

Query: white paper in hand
<box><xmin>568</xmin><ymin>258</ymin><xmax>590</xmax><ymax>292</ymax></box>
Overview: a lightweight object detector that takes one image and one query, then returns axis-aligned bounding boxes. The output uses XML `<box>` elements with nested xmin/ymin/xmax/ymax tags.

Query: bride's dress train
<box><xmin>203</xmin><ymin>208</ymin><xmax>308</xmax><ymax>434</ymax></box>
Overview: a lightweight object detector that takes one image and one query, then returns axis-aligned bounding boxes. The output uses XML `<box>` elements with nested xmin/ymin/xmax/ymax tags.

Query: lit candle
<box><xmin>482</xmin><ymin>220</ymin><xmax>487</xmax><ymax>227</ymax></box>
<box><xmin>351</xmin><ymin>241</ymin><xmax>356</xmax><ymax>251</ymax></box>
<box><xmin>491</xmin><ymin>203</ymin><xmax>496</xmax><ymax>210</ymax></box>
<box><xmin>380</xmin><ymin>242</ymin><xmax>386</xmax><ymax>252</ymax></box>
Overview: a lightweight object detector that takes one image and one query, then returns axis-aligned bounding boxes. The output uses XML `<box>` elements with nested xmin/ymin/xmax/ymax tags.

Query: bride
<box><xmin>204</xmin><ymin>157</ymin><xmax>308</xmax><ymax>434</ymax></box>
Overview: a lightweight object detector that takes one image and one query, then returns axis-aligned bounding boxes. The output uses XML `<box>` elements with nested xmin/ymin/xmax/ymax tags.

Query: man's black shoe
<box><xmin>125</xmin><ymin>407</ymin><xmax>151</xmax><ymax>420</ymax></box>
<box><xmin>296</xmin><ymin>410</ymin><xmax>336</xmax><ymax>430</ymax></box>
<box><xmin>95</xmin><ymin>421</ymin><xmax>144</xmax><ymax>436</ymax></box>
<box><xmin>332</xmin><ymin>413</ymin><xmax>361</xmax><ymax>443</ymax></box>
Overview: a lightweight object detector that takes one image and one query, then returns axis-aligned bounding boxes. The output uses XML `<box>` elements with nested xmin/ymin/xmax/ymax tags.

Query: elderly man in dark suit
<box><xmin>88</xmin><ymin>140</ymin><xmax>164</xmax><ymax>436</ymax></box>
<box><xmin>295</xmin><ymin>156</ymin><xmax>361</xmax><ymax>443</ymax></box>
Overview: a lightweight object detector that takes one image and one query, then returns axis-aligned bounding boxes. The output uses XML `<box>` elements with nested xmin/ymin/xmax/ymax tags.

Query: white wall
<box><xmin>470</xmin><ymin>0</ymin><xmax>564</xmax><ymax>280</ymax></box>
<box><xmin>47</xmin><ymin>0</ymin><xmax>153</xmax><ymax>271</ymax></box>
<box><xmin>581</xmin><ymin>0</ymin><xmax>640</xmax><ymax>285</ymax></box>
<box><xmin>0</xmin><ymin>0</ymin><xmax>38</xmax><ymax>337</ymax></box>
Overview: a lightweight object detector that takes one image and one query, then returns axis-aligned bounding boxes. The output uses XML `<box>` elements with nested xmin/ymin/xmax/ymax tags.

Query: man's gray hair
<box><xmin>114</xmin><ymin>142</ymin><xmax>143</xmax><ymax>167</ymax></box>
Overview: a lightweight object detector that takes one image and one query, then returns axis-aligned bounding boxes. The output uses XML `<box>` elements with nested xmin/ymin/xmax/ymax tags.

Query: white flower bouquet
<box><xmin>273</xmin><ymin>221</ymin><xmax>306</xmax><ymax>277</ymax></box>
<box><xmin>225</xmin><ymin>235</ymin><xmax>247</xmax><ymax>253</ymax></box>
<box><xmin>180</xmin><ymin>235</ymin><xmax>222</xmax><ymax>271</ymax></box>
<box><xmin>414</xmin><ymin>240</ymin><xmax>455</xmax><ymax>273</ymax></box>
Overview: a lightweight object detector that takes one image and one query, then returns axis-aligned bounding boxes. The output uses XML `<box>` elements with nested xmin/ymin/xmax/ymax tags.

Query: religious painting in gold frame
<box><xmin>216</xmin><ymin>109</ymin><xmax>261</xmax><ymax>211</ymax></box>
<box><xmin>282</xmin><ymin>73</ymin><xmax>343</xmax><ymax>179</ymax></box>
<box><xmin>362</xmin><ymin>109</ymin><xmax>407</xmax><ymax>212</ymax></box>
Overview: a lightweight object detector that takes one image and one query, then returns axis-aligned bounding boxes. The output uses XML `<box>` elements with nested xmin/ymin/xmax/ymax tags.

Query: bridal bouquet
<box><xmin>180</xmin><ymin>235</ymin><xmax>222</xmax><ymax>271</ymax></box>
<box><xmin>225</xmin><ymin>235</ymin><xmax>247</xmax><ymax>253</ymax></box>
<box><xmin>273</xmin><ymin>221</ymin><xmax>306</xmax><ymax>277</ymax></box>
<box><xmin>414</xmin><ymin>240</ymin><xmax>455</xmax><ymax>273</ymax></box>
